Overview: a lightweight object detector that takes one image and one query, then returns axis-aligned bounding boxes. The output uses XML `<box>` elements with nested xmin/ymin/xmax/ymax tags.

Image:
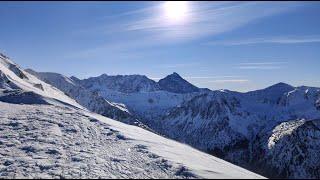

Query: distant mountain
<box><xmin>75</xmin><ymin>72</ymin><xmax>201</xmax><ymax>119</ymax></box>
<box><xmin>78</xmin><ymin>72</ymin><xmax>201</xmax><ymax>94</ymax></box>
<box><xmin>153</xmin><ymin>84</ymin><xmax>320</xmax><ymax>178</ymax></box>
<box><xmin>246</xmin><ymin>82</ymin><xmax>295</xmax><ymax>104</ymax></box>
<box><xmin>80</xmin><ymin>74</ymin><xmax>161</xmax><ymax>93</ymax></box>
<box><xmin>158</xmin><ymin>72</ymin><xmax>200</xmax><ymax>94</ymax></box>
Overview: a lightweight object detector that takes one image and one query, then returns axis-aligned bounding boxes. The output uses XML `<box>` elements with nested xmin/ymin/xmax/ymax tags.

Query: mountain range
<box><xmin>1</xmin><ymin>51</ymin><xmax>320</xmax><ymax>178</ymax></box>
<box><xmin>0</xmin><ymin>52</ymin><xmax>263</xmax><ymax>179</ymax></box>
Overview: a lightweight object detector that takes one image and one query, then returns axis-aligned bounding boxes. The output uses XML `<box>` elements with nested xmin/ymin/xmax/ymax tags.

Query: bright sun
<box><xmin>163</xmin><ymin>1</ymin><xmax>189</xmax><ymax>22</ymax></box>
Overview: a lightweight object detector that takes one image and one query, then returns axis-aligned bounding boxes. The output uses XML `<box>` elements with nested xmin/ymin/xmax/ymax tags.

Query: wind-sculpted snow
<box><xmin>0</xmin><ymin>102</ymin><xmax>264</xmax><ymax>179</ymax></box>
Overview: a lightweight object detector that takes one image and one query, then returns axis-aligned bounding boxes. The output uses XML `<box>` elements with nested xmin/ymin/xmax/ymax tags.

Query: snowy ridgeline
<box><xmin>0</xmin><ymin>53</ymin><xmax>264</xmax><ymax>178</ymax></box>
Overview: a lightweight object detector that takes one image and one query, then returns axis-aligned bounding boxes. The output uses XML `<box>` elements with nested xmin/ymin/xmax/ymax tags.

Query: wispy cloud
<box><xmin>236</xmin><ymin>62</ymin><xmax>288</xmax><ymax>70</ymax></box>
<box><xmin>184</xmin><ymin>76</ymin><xmax>244</xmax><ymax>79</ymax></box>
<box><xmin>209</xmin><ymin>79</ymin><xmax>250</xmax><ymax>83</ymax></box>
<box><xmin>71</xmin><ymin>1</ymin><xmax>302</xmax><ymax>57</ymax></box>
<box><xmin>207</xmin><ymin>36</ymin><xmax>320</xmax><ymax>46</ymax></box>
<box><xmin>157</xmin><ymin>63</ymin><xmax>200</xmax><ymax>69</ymax></box>
<box><xmin>122</xmin><ymin>2</ymin><xmax>301</xmax><ymax>42</ymax></box>
<box><xmin>238</xmin><ymin>66</ymin><xmax>282</xmax><ymax>70</ymax></box>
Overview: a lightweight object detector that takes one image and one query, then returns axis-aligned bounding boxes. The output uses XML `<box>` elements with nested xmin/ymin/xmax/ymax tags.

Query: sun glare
<box><xmin>163</xmin><ymin>1</ymin><xmax>189</xmax><ymax>22</ymax></box>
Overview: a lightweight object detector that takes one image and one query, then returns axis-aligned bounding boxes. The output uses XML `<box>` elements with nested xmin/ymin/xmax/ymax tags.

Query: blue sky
<box><xmin>0</xmin><ymin>1</ymin><xmax>320</xmax><ymax>92</ymax></box>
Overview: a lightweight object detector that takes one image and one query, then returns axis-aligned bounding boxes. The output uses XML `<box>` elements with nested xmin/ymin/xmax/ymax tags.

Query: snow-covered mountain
<box><xmin>77</xmin><ymin>74</ymin><xmax>196</xmax><ymax>119</ymax></box>
<box><xmin>75</xmin><ymin>72</ymin><xmax>204</xmax><ymax>120</ymax></box>
<box><xmin>0</xmin><ymin>52</ymin><xmax>263</xmax><ymax>178</ymax></box>
<box><xmin>25</xmin><ymin>69</ymin><xmax>150</xmax><ymax>129</ymax></box>
<box><xmin>0</xmin><ymin>53</ymin><xmax>82</xmax><ymax>108</ymax></box>
<box><xmin>264</xmin><ymin>118</ymin><xmax>320</xmax><ymax>178</ymax></box>
<box><xmin>80</xmin><ymin>74</ymin><xmax>161</xmax><ymax>93</ymax></box>
<box><xmin>158</xmin><ymin>72</ymin><xmax>200</xmax><ymax>94</ymax></box>
<box><xmin>246</xmin><ymin>82</ymin><xmax>295</xmax><ymax>104</ymax></box>
<box><xmin>153</xmin><ymin>85</ymin><xmax>320</xmax><ymax>178</ymax></box>
<box><xmin>79</xmin><ymin>72</ymin><xmax>200</xmax><ymax>94</ymax></box>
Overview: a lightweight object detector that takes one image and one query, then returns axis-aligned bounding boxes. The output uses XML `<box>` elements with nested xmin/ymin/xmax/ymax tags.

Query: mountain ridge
<box><xmin>2</xmin><ymin>51</ymin><xmax>319</xmax><ymax>179</ymax></box>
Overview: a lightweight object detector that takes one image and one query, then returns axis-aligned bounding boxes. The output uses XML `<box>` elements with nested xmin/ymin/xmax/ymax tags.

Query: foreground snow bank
<box><xmin>0</xmin><ymin>102</ymin><xmax>264</xmax><ymax>179</ymax></box>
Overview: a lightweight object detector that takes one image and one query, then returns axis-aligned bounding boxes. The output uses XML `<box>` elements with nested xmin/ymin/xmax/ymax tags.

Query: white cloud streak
<box><xmin>157</xmin><ymin>63</ymin><xmax>200</xmax><ymax>68</ymax></box>
<box><xmin>185</xmin><ymin>76</ymin><xmax>244</xmax><ymax>79</ymax></box>
<box><xmin>209</xmin><ymin>79</ymin><xmax>250</xmax><ymax>83</ymax></box>
<box><xmin>237</xmin><ymin>66</ymin><xmax>282</xmax><ymax>70</ymax></box>
<box><xmin>236</xmin><ymin>62</ymin><xmax>288</xmax><ymax>70</ymax></box>
<box><xmin>207</xmin><ymin>36</ymin><xmax>320</xmax><ymax>46</ymax></box>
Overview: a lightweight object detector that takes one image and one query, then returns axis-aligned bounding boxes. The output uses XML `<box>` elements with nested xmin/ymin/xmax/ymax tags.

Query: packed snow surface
<box><xmin>0</xmin><ymin>102</ymin><xmax>264</xmax><ymax>179</ymax></box>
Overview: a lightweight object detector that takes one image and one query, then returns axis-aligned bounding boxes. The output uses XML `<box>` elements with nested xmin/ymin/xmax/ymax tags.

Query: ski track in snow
<box><xmin>0</xmin><ymin>102</ymin><xmax>263</xmax><ymax>179</ymax></box>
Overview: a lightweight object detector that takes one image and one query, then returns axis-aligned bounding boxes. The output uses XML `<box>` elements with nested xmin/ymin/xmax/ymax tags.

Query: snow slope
<box><xmin>0</xmin><ymin>102</ymin><xmax>264</xmax><ymax>179</ymax></box>
<box><xmin>0</xmin><ymin>53</ymin><xmax>82</xmax><ymax>109</ymax></box>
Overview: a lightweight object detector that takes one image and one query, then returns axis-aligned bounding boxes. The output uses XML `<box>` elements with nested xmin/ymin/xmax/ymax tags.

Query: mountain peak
<box><xmin>158</xmin><ymin>72</ymin><xmax>199</xmax><ymax>94</ymax></box>
<box><xmin>246</xmin><ymin>82</ymin><xmax>295</xmax><ymax>103</ymax></box>
<box><xmin>266</xmin><ymin>82</ymin><xmax>294</xmax><ymax>91</ymax></box>
<box><xmin>171</xmin><ymin>72</ymin><xmax>181</xmax><ymax>76</ymax></box>
<box><xmin>163</xmin><ymin>72</ymin><xmax>183</xmax><ymax>79</ymax></box>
